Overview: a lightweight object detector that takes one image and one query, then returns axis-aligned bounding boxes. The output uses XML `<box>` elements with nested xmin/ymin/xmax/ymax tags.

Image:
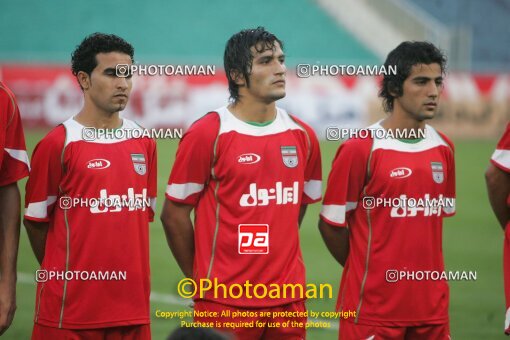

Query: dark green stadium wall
<box><xmin>0</xmin><ymin>0</ymin><xmax>378</xmax><ymax>65</ymax></box>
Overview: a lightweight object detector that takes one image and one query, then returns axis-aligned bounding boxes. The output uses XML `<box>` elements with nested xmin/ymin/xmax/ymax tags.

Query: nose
<box><xmin>275</xmin><ymin>60</ymin><xmax>286</xmax><ymax>75</ymax></box>
<box><xmin>116</xmin><ymin>76</ymin><xmax>129</xmax><ymax>90</ymax></box>
<box><xmin>427</xmin><ymin>82</ymin><xmax>440</xmax><ymax>98</ymax></box>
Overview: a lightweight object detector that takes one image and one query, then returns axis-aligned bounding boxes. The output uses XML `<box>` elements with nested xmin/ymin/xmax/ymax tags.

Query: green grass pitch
<box><xmin>5</xmin><ymin>129</ymin><xmax>503</xmax><ymax>339</ymax></box>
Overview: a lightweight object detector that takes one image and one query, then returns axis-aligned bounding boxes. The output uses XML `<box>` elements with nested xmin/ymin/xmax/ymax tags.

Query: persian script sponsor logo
<box><xmin>238</xmin><ymin>153</ymin><xmax>261</xmax><ymax>164</ymax></box>
<box><xmin>390</xmin><ymin>167</ymin><xmax>412</xmax><ymax>179</ymax></box>
<box><xmin>86</xmin><ymin>159</ymin><xmax>111</xmax><ymax>170</ymax></box>
<box><xmin>240</xmin><ymin>182</ymin><xmax>299</xmax><ymax>207</ymax></box>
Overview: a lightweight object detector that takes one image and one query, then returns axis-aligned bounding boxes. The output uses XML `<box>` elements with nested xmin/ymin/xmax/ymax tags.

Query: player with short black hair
<box><xmin>71</xmin><ymin>32</ymin><xmax>134</xmax><ymax>89</ymax></box>
<box><xmin>161</xmin><ymin>27</ymin><xmax>322</xmax><ymax>339</ymax></box>
<box><xmin>24</xmin><ymin>33</ymin><xmax>156</xmax><ymax>339</ymax></box>
<box><xmin>379</xmin><ymin>41</ymin><xmax>447</xmax><ymax>112</ymax></box>
<box><xmin>320</xmin><ymin>41</ymin><xmax>455</xmax><ymax>339</ymax></box>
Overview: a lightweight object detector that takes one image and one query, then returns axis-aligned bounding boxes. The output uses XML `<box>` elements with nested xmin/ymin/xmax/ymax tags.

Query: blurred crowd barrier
<box><xmin>1</xmin><ymin>65</ymin><xmax>508</xmax><ymax>139</ymax></box>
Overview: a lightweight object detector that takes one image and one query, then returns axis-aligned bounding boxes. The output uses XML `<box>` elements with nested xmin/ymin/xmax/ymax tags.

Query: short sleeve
<box><xmin>491</xmin><ymin>123</ymin><xmax>510</xmax><ymax>173</ymax></box>
<box><xmin>0</xmin><ymin>84</ymin><xmax>30</xmax><ymax>186</ymax></box>
<box><xmin>24</xmin><ymin>127</ymin><xmax>65</xmax><ymax>222</ymax></box>
<box><xmin>165</xmin><ymin>112</ymin><xmax>220</xmax><ymax>206</ymax></box>
<box><xmin>320</xmin><ymin>138</ymin><xmax>371</xmax><ymax>227</ymax></box>
<box><xmin>302</xmin><ymin>124</ymin><xmax>322</xmax><ymax>204</ymax></box>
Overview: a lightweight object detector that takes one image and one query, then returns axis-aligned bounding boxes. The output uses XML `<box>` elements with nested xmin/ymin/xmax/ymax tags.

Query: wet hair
<box><xmin>379</xmin><ymin>41</ymin><xmax>447</xmax><ymax>112</ymax></box>
<box><xmin>224</xmin><ymin>27</ymin><xmax>283</xmax><ymax>102</ymax></box>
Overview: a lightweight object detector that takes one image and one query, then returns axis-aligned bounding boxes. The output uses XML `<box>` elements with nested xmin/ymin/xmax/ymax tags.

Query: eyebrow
<box><xmin>412</xmin><ymin>76</ymin><xmax>443</xmax><ymax>81</ymax></box>
<box><xmin>255</xmin><ymin>50</ymin><xmax>285</xmax><ymax>61</ymax></box>
<box><xmin>103</xmin><ymin>67</ymin><xmax>117</xmax><ymax>73</ymax></box>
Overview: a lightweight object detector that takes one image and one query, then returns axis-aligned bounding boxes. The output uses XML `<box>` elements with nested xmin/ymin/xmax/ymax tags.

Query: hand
<box><xmin>0</xmin><ymin>280</ymin><xmax>16</xmax><ymax>336</ymax></box>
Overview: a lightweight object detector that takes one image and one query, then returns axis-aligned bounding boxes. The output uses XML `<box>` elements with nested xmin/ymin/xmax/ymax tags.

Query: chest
<box><xmin>214</xmin><ymin>132</ymin><xmax>308</xmax><ymax>181</ymax></box>
<box><xmin>62</xmin><ymin>141</ymin><xmax>149</xmax><ymax>189</ymax></box>
<box><xmin>369</xmin><ymin>148</ymin><xmax>449</xmax><ymax>195</ymax></box>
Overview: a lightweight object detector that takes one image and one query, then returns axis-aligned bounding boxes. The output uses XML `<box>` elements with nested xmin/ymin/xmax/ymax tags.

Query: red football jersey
<box><xmin>490</xmin><ymin>123</ymin><xmax>510</xmax><ymax>334</ymax></box>
<box><xmin>0</xmin><ymin>81</ymin><xmax>29</xmax><ymax>185</ymax></box>
<box><xmin>491</xmin><ymin>123</ymin><xmax>510</xmax><ymax>176</ymax></box>
<box><xmin>166</xmin><ymin>106</ymin><xmax>322</xmax><ymax>308</ymax></box>
<box><xmin>321</xmin><ymin>122</ymin><xmax>455</xmax><ymax>326</ymax></box>
<box><xmin>24</xmin><ymin>117</ymin><xmax>157</xmax><ymax>329</ymax></box>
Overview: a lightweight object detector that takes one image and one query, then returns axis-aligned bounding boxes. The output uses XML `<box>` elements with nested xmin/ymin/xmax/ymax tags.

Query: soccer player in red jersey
<box><xmin>24</xmin><ymin>33</ymin><xmax>156</xmax><ymax>339</ymax></box>
<box><xmin>161</xmin><ymin>27</ymin><xmax>322</xmax><ymax>339</ymax></box>
<box><xmin>0</xmin><ymin>81</ymin><xmax>30</xmax><ymax>335</ymax></box>
<box><xmin>486</xmin><ymin>123</ymin><xmax>510</xmax><ymax>335</ymax></box>
<box><xmin>320</xmin><ymin>42</ymin><xmax>455</xmax><ymax>339</ymax></box>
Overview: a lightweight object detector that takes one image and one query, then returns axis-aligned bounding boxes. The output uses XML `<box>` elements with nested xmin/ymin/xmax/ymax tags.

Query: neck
<box><xmin>227</xmin><ymin>98</ymin><xmax>277</xmax><ymax>124</ymax></box>
<box><xmin>380</xmin><ymin>108</ymin><xmax>425</xmax><ymax>135</ymax></box>
<box><xmin>74</xmin><ymin>102</ymin><xmax>122</xmax><ymax>129</ymax></box>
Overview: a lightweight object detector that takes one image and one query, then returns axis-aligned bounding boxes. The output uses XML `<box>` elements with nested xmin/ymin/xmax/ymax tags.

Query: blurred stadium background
<box><xmin>1</xmin><ymin>0</ymin><xmax>509</xmax><ymax>339</ymax></box>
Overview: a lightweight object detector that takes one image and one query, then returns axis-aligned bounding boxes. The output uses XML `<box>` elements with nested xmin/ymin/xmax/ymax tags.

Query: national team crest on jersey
<box><xmin>431</xmin><ymin>162</ymin><xmax>444</xmax><ymax>184</ymax></box>
<box><xmin>281</xmin><ymin>146</ymin><xmax>298</xmax><ymax>168</ymax></box>
<box><xmin>131</xmin><ymin>153</ymin><xmax>146</xmax><ymax>175</ymax></box>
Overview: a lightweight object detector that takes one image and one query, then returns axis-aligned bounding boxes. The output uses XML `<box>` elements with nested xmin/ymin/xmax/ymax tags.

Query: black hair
<box><xmin>224</xmin><ymin>27</ymin><xmax>283</xmax><ymax>103</ymax></box>
<box><xmin>71</xmin><ymin>32</ymin><xmax>134</xmax><ymax>87</ymax></box>
<box><xmin>379</xmin><ymin>41</ymin><xmax>447</xmax><ymax>112</ymax></box>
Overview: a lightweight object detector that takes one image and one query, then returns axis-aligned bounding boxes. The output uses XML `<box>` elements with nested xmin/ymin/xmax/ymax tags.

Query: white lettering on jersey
<box><xmin>240</xmin><ymin>182</ymin><xmax>299</xmax><ymax>206</ymax></box>
<box><xmin>90</xmin><ymin>188</ymin><xmax>149</xmax><ymax>213</ymax></box>
<box><xmin>390</xmin><ymin>194</ymin><xmax>454</xmax><ymax>218</ymax></box>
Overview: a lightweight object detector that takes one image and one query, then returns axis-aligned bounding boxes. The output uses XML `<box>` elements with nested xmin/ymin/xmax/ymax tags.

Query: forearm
<box><xmin>23</xmin><ymin>219</ymin><xmax>49</xmax><ymax>265</ymax></box>
<box><xmin>0</xmin><ymin>183</ymin><xmax>21</xmax><ymax>282</ymax></box>
<box><xmin>485</xmin><ymin>164</ymin><xmax>510</xmax><ymax>229</ymax></box>
<box><xmin>318</xmin><ymin>219</ymin><xmax>349</xmax><ymax>266</ymax></box>
<box><xmin>160</xmin><ymin>201</ymin><xmax>195</xmax><ymax>278</ymax></box>
<box><xmin>164</xmin><ymin>221</ymin><xmax>195</xmax><ymax>278</ymax></box>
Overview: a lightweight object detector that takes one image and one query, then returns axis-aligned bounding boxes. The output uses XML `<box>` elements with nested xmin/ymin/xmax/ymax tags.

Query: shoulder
<box><xmin>497</xmin><ymin>122</ymin><xmax>510</xmax><ymax>148</ymax></box>
<box><xmin>190</xmin><ymin>111</ymin><xmax>220</xmax><ymax>129</ymax></box>
<box><xmin>281</xmin><ymin>109</ymin><xmax>318</xmax><ymax>141</ymax></box>
<box><xmin>184</xmin><ymin>111</ymin><xmax>221</xmax><ymax>140</ymax></box>
<box><xmin>342</xmin><ymin>122</ymin><xmax>378</xmax><ymax>153</ymax></box>
<box><xmin>340</xmin><ymin>135</ymin><xmax>374</xmax><ymax>156</ymax></box>
<box><xmin>122</xmin><ymin>118</ymin><xmax>157</xmax><ymax>148</ymax></box>
<box><xmin>428</xmin><ymin>125</ymin><xmax>454</xmax><ymax>152</ymax></box>
<box><xmin>0</xmin><ymin>82</ymin><xmax>18</xmax><ymax>125</ymax></box>
<box><xmin>34</xmin><ymin>124</ymin><xmax>66</xmax><ymax>155</ymax></box>
<box><xmin>41</xmin><ymin>124</ymin><xmax>66</xmax><ymax>146</ymax></box>
<box><xmin>289</xmin><ymin>114</ymin><xmax>317</xmax><ymax>138</ymax></box>
<box><xmin>0</xmin><ymin>82</ymin><xmax>16</xmax><ymax>103</ymax></box>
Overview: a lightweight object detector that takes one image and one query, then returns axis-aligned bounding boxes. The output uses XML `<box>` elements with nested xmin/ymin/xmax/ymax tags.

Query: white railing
<box><xmin>315</xmin><ymin>0</ymin><xmax>471</xmax><ymax>70</ymax></box>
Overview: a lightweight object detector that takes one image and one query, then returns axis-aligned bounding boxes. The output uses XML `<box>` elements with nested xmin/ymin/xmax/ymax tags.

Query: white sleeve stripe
<box><xmin>25</xmin><ymin>196</ymin><xmax>57</xmax><ymax>219</ymax></box>
<box><xmin>346</xmin><ymin>202</ymin><xmax>358</xmax><ymax>211</ymax></box>
<box><xmin>149</xmin><ymin>197</ymin><xmax>157</xmax><ymax>212</ymax></box>
<box><xmin>492</xmin><ymin>149</ymin><xmax>510</xmax><ymax>170</ymax></box>
<box><xmin>321</xmin><ymin>202</ymin><xmax>358</xmax><ymax>224</ymax></box>
<box><xmin>304</xmin><ymin>180</ymin><xmax>322</xmax><ymax>200</ymax></box>
<box><xmin>443</xmin><ymin>198</ymin><xmax>456</xmax><ymax>214</ymax></box>
<box><xmin>505</xmin><ymin>307</ymin><xmax>510</xmax><ymax>332</ymax></box>
<box><xmin>166</xmin><ymin>183</ymin><xmax>204</xmax><ymax>200</ymax></box>
<box><xmin>5</xmin><ymin>148</ymin><xmax>30</xmax><ymax>170</ymax></box>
